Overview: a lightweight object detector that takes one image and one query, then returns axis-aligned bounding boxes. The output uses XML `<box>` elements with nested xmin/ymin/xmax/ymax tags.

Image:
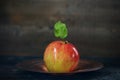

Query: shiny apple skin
<box><xmin>44</xmin><ymin>41</ymin><xmax>80</xmax><ymax>73</ymax></box>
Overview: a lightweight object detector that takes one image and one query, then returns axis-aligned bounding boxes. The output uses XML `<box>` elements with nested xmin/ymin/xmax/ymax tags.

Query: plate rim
<box><xmin>16</xmin><ymin>59</ymin><xmax>104</xmax><ymax>74</ymax></box>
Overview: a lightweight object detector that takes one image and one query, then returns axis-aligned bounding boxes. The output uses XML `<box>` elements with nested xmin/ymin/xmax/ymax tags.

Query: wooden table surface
<box><xmin>0</xmin><ymin>55</ymin><xmax>120</xmax><ymax>80</ymax></box>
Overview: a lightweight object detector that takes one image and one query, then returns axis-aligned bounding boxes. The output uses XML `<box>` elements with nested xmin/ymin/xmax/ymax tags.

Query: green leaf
<box><xmin>54</xmin><ymin>21</ymin><xmax>68</xmax><ymax>39</ymax></box>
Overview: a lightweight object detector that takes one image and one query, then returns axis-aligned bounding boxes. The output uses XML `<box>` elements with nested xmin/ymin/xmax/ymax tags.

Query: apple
<box><xmin>44</xmin><ymin>40</ymin><xmax>80</xmax><ymax>73</ymax></box>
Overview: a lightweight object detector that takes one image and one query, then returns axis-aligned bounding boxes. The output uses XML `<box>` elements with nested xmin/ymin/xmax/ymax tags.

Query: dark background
<box><xmin>0</xmin><ymin>0</ymin><xmax>120</xmax><ymax>57</ymax></box>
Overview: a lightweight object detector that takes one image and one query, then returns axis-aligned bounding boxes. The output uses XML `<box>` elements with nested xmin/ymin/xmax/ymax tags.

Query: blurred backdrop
<box><xmin>0</xmin><ymin>0</ymin><xmax>120</xmax><ymax>57</ymax></box>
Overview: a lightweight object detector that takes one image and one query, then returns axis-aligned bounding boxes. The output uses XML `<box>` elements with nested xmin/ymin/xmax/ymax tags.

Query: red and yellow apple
<box><xmin>44</xmin><ymin>40</ymin><xmax>80</xmax><ymax>73</ymax></box>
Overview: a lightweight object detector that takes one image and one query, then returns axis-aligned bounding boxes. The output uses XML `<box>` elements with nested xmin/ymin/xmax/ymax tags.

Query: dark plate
<box><xmin>16</xmin><ymin>59</ymin><xmax>103</xmax><ymax>75</ymax></box>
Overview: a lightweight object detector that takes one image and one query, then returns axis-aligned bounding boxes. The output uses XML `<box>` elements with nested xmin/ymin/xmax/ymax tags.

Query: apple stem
<box><xmin>65</xmin><ymin>40</ymin><xmax>68</xmax><ymax>44</ymax></box>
